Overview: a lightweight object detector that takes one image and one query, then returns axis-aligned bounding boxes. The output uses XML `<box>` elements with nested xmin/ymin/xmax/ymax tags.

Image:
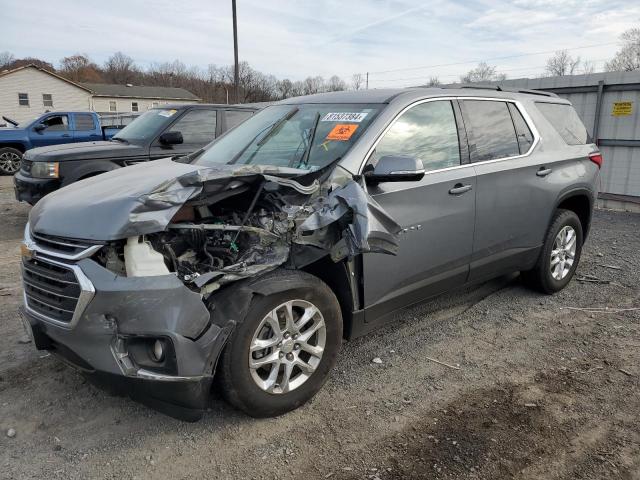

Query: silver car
<box><xmin>20</xmin><ymin>87</ymin><xmax>601</xmax><ymax>420</ymax></box>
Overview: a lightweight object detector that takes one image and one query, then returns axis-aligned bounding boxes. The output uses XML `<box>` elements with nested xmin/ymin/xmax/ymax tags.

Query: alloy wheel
<box><xmin>550</xmin><ymin>225</ymin><xmax>577</xmax><ymax>280</ymax></box>
<box><xmin>249</xmin><ymin>299</ymin><xmax>326</xmax><ymax>394</ymax></box>
<box><xmin>0</xmin><ymin>151</ymin><xmax>21</xmax><ymax>174</ymax></box>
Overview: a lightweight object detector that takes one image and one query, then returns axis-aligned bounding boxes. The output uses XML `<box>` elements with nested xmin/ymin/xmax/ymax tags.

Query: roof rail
<box><xmin>455</xmin><ymin>84</ymin><xmax>502</xmax><ymax>91</ymax></box>
<box><xmin>448</xmin><ymin>84</ymin><xmax>558</xmax><ymax>98</ymax></box>
<box><xmin>511</xmin><ymin>88</ymin><xmax>558</xmax><ymax>98</ymax></box>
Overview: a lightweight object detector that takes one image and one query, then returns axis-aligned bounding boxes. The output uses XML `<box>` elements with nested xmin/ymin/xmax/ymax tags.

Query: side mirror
<box><xmin>159</xmin><ymin>131</ymin><xmax>183</xmax><ymax>146</ymax></box>
<box><xmin>34</xmin><ymin>123</ymin><xmax>46</xmax><ymax>133</ymax></box>
<box><xmin>364</xmin><ymin>155</ymin><xmax>425</xmax><ymax>183</ymax></box>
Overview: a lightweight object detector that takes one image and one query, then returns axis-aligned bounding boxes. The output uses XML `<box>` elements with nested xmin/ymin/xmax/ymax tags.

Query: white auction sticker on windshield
<box><xmin>321</xmin><ymin>112</ymin><xmax>368</xmax><ymax>123</ymax></box>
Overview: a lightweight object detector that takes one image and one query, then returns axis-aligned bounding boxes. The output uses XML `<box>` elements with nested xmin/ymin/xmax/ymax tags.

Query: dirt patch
<box><xmin>335</xmin><ymin>366</ymin><xmax>639</xmax><ymax>480</ymax></box>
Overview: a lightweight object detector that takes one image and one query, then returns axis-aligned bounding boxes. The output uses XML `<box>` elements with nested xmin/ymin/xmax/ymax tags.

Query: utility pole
<box><xmin>232</xmin><ymin>0</ymin><xmax>240</xmax><ymax>104</ymax></box>
<box><xmin>366</xmin><ymin>72</ymin><xmax>369</xmax><ymax>89</ymax></box>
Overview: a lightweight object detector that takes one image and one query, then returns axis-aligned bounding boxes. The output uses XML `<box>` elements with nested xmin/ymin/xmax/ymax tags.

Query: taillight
<box><xmin>589</xmin><ymin>153</ymin><xmax>603</xmax><ymax>169</ymax></box>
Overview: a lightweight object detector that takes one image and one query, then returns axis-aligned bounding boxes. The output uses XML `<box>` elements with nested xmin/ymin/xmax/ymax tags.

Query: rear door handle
<box><xmin>62</xmin><ymin>134</ymin><xmax>71</xmax><ymax>138</ymax></box>
<box><xmin>536</xmin><ymin>167</ymin><xmax>553</xmax><ymax>177</ymax></box>
<box><xmin>448</xmin><ymin>183</ymin><xmax>473</xmax><ymax>195</ymax></box>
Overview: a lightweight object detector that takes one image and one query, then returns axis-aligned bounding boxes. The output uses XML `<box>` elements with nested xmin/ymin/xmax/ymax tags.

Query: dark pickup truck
<box><xmin>14</xmin><ymin>104</ymin><xmax>258</xmax><ymax>204</ymax></box>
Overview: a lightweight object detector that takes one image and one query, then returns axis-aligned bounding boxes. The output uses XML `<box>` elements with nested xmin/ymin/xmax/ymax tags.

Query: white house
<box><xmin>0</xmin><ymin>64</ymin><xmax>200</xmax><ymax>124</ymax></box>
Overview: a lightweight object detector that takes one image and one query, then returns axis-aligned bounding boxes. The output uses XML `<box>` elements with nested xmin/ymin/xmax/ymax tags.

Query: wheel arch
<box><xmin>0</xmin><ymin>143</ymin><xmax>27</xmax><ymax>153</ymax></box>
<box><xmin>61</xmin><ymin>161</ymin><xmax>121</xmax><ymax>186</ymax></box>
<box><xmin>302</xmin><ymin>257</ymin><xmax>358</xmax><ymax>340</ymax></box>
<box><xmin>553</xmin><ymin>188</ymin><xmax>595</xmax><ymax>240</ymax></box>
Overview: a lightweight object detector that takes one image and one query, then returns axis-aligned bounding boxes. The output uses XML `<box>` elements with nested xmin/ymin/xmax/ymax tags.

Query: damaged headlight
<box><xmin>31</xmin><ymin>161</ymin><xmax>59</xmax><ymax>179</ymax></box>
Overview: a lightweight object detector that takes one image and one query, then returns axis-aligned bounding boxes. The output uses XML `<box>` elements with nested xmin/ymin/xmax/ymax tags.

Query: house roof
<box><xmin>0</xmin><ymin>64</ymin><xmax>93</xmax><ymax>92</ymax></box>
<box><xmin>81</xmin><ymin>82</ymin><xmax>200</xmax><ymax>101</ymax></box>
<box><xmin>0</xmin><ymin>64</ymin><xmax>199</xmax><ymax>101</ymax></box>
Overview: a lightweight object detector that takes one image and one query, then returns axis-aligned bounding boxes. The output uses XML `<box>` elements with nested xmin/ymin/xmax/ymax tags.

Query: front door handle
<box><xmin>61</xmin><ymin>134</ymin><xmax>71</xmax><ymax>138</ymax></box>
<box><xmin>448</xmin><ymin>183</ymin><xmax>473</xmax><ymax>195</ymax></box>
<box><xmin>536</xmin><ymin>167</ymin><xmax>553</xmax><ymax>177</ymax></box>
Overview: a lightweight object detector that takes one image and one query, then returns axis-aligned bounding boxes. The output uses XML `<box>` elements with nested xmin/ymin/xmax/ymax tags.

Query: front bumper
<box><xmin>21</xmin><ymin>254</ymin><xmax>231</xmax><ymax>421</ymax></box>
<box><xmin>14</xmin><ymin>170</ymin><xmax>59</xmax><ymax>204</ymax></box>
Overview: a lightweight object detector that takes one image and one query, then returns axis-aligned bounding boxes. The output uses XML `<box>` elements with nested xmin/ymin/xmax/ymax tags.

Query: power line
<box><xmin>361</xmin><ymin>42</ymin><xmax>619</xmax><ymax>76</ymax></box>
<box><xmin>368</xmin><ymin>59</ymin><xmax>610</xmax><ymax>84</ymax></box>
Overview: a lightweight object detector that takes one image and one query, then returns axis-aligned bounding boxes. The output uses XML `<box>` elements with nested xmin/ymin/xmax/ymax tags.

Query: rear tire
<box><xmin>0</xmin><ymin>147</ymin><xmax>23</xmax><ymax>175</ymax></box>
<box><xmin>217</xmin><ymin>271</ymin><xmax>342</xmax><ymax>417</ymax></box>
<box><xmin>522</xmin><ymin>209</ymin><xmax>583</xmax><ymax>294</ymax></box>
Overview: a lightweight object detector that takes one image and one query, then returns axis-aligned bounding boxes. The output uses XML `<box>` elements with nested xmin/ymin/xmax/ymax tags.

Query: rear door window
<box><xmin>507</xmin><ymin>103</ymin><xmax>534</xmax><ymax>154</ymax></box>
<box><xmin>461</xmin><ymin>100</ymin><xmax>520</xmax><ymax>162</ymax></box>
<box><xmin>167</xmin><ymin>109</ymin><xmax>217</xmax><ymax>144</ymax></box>
<box><xmin>225</xmin><ymin>110</ymin><xmax>254</xmax><ymax>130</ymax></box>
<box><xmin>371</xmin><ymin>100</ymin><xmax>461</xmax><ymax>172</ymax></box>
<box><xmin>536</xmin><ymin>102</ymin><xmax>589</xmax><ymax>145</ymax></box>
<box><xmin>74</xmin><ymin>113</ymin><xmax>96</xmax><ymax>131</ymax></box>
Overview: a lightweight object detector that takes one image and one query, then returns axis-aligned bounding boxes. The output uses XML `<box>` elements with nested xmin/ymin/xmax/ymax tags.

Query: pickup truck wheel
<box><xmin>522</xmin><ymin>209</ymin><xmax>583</xmax><ymax>294</ymax></box>
<box><xmin>218</xmin><ymin>272</ymin><xmax>342</xmax><ymax>417</ymax></box>
<box><xmin>0</xmin><ymin>147</ymin><xmax>22</xmax><ymax>175</ymax></box>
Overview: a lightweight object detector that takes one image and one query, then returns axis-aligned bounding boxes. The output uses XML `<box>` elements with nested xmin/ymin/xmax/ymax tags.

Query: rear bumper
<box><xmin>14</xmin><ymin>171</ymin><xmax>59</xmax><ymax>204</ymax></box>
<box><xmin>20</xmin><ymin>256</ymin><xmax>232</xmax><ymax>421</ymax></box>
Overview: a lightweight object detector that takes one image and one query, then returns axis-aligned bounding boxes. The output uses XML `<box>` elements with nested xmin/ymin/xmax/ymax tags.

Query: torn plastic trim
<box><xmin>111</xmin><ymin>337</ymin><xmax>206</xmax><ymax>382</ymax></box>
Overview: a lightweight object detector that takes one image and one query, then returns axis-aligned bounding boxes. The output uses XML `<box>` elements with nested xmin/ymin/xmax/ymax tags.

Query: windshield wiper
<box><xmin>257</xmin><ymin>107</ymin><xmax>299</xmax><ymax>147</ymax></box>
<box><xmin>111</xmin><ymin>137</ymin><xmax>128</xmax><ymax>143</ymax></box>
<box><xmin>291</xmin><ymin>111</ymin><xmax>321</xmax><ymax>169</ymax></box>
<box><xmin>228</xmin><ymin>107</ymin><xmax>299</xmax><ymax>165</ymax></box>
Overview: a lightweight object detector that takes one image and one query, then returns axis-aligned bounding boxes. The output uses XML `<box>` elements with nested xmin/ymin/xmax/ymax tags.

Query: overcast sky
<box><xmin>2</xmin><ymin>0</ymin><xmax>638</xmax><ymax>86</ymax></box>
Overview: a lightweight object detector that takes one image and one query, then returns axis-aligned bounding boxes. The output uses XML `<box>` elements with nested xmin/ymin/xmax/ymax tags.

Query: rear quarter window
<box><xmin>535</xmin><ymin>102</ymin><xmax>589</xmax><ymax>145</ymax></box>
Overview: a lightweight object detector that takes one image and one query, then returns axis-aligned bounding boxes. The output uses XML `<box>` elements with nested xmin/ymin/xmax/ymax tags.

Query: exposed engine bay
<box><xmin>91</xmin><ymin>164</ymin><xmax>402</xmax><ymax>298</ymax></box>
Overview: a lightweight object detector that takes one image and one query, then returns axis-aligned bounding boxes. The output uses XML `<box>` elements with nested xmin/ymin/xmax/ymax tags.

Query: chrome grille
<box><xmin>31</xmin><ymin>232</ymin><xmax>97</xmax><ymax>256</ymax></box>
<box><xmin>22</xmin><ymin>257</ymin><xmax>80</xmax><ymax>324</ymax></box>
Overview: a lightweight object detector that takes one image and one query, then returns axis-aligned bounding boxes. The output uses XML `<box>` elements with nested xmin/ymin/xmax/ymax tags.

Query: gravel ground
<box><xmin>0</xmin><ymin>175</ymin><xmax>639</xmax><ymax>480</ymax></box>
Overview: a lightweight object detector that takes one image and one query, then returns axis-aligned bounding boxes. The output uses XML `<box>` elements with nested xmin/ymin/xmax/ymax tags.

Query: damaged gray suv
<box><xmin>20</xmin><ymin>87</ymin><xmax>601</xmax><ymax>421</ymax></box>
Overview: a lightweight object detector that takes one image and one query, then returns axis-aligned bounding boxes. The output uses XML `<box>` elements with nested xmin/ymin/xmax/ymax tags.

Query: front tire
<box><xmin>523</xmin><ymin>209</ymin><xmax>583</xmax><ymax>294</ymax></box>
<box><xmin>0</xmin><ymin>147</ymin><xmax>23</xmax><ymax>175</ymax></box>
<box><xmin>217</xmin><ymin>271</ymin><xmax>342</xmax><ymax>417</ymax></box>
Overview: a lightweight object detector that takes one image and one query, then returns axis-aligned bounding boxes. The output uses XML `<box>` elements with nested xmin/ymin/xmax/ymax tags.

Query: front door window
<box><xmin>370</xmin><ymin>100</ymin><xmax>461</xmax><ymax>172</ymax></box>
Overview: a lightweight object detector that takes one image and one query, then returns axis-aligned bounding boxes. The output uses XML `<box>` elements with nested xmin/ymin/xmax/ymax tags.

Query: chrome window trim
<box><xmin>22</xmin><ymin>254</ymin><xmax>95</xmax><ymax>330</ymax></box>
<box><xmin>358</xmin><ymin>96</ymin><xmax>541</xmax><ymax>176</ymax></box>
<box><xmin>24</xmin><ymin>225</ymin><xmax>102</xmax><ymax>261</ymax></box>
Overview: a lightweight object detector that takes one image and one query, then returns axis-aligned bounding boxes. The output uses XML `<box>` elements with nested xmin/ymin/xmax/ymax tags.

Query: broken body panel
<box><xmin>24</xmin><ymin>148</ymin><xmax>401</xmax><ymax>419</ymax></box>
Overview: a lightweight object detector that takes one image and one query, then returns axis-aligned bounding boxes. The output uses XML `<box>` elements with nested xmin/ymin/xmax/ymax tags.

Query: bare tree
<box><xmin>606</xmin><ymin>28</ymin><xmax>640</xmax><ymax>72</ymax></box>
<box><xmin>104</xmin><ymin>52</ymin><xmax>138</xmax><ymax>84</ymax></box>
<box><xmin>276</xmin><ymin>79</ymin><xmax>294</xmax><ymax>99</ymax></box>
<box><xmin>59</xmin><ymin>54</ymin><xmax>103</xmax><ymax>82</ymax></box>
<box><xmin>352</xmin><ymin>73</ymin><xmax>364</xmax><ymax>90</ymax></box>
<box><xmin>580</xmin><ymin>60</ymin><xmax>596</xmax><ymax>75</ymax></box>
<box><xmin>545</xmin><ymin>50</ymin><xmax>581</xmax><ymax>76</ymax></box>
<box><xmin>327</xmin><ymin>75</ymin><xmax>346</xmax><ymax>92</ymax></box>
<box><xmin>5</xmin><ymin>57</ymin><xmax>55</xmax><ymax>71</ymax></box>
<box><xmin>0</xmin><ymin>51</ymin><xmax>15</xmax><ymax>70</ymax></box>
<box><xmin>426</xmin><ymin>76</ymin><xmax>441</xmax><ymax>87</ymax></box>
<box><xmin>460</xmin><ymin>62</ymin><xmax>506</xmax><ymax>83</ymax></box>
<box><xmin>303</xmin><ymin>76</ymin><xmax>325</xmax><ymax>95</ymax></box>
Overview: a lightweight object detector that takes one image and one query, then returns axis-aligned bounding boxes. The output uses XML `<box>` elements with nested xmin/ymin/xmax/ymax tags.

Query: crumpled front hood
<box><xmin>30</xmin><ymin>158</ymin><xmax>203</xmax><ymax>240</ymax></box>
<box><xmin>29</xmin><ymin>158</ymin><xmax>314</xmax><ymax>241</ymax></box>
<box><xmin>25</xmin><ymin>141</ymin><xmax>144</xmax><ymax>162</ymax></box>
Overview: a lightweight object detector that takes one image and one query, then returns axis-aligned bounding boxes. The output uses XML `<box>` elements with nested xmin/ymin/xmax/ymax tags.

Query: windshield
<box><xmin>194</xmin><ymin>103</ymin><xmax>382</xmax><ymax>171</ymax></box>
<box><xmin>113</xmin><ymin>108</ymin><xmax>179</xmax><ymax>142</ymax></box>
